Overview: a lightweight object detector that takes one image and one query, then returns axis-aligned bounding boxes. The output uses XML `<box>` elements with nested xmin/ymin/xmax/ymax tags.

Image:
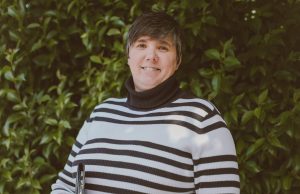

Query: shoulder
<box><xmin>93</xmin><ymin>97</ymin><xmax>127</xmax><ymax>109</ymax></box>
<box><xmin>174</xmin><ymin>90</ymin><xmax>220</xmax><ymax>117</ymax></box>
<box><xmin>86</xmin><ymin>97</ymin><xmax>127</xmax><ymax>121</ymax></box>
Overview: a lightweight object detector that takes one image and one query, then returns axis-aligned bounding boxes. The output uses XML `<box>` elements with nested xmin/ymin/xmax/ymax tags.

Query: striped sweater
<box><xmin>51</xmin><ymin>75</ymin><xmax>240</xmax><ymax>194</ymax></box>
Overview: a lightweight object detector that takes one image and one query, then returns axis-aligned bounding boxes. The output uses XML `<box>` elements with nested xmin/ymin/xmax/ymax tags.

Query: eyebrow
<box><xmin>158</xmin><ymin>39</ymin><xmax>172</xmax><ymax>47</ymax></box>
<box><xmin>135</xmin><ymin>37</ymin><xmax>172</xmax><ymax>47</ymax></box>
<box><xmin>135</xmin><ymin>39</ymin><xmax>147</xmax><ymax>43</ymax></box>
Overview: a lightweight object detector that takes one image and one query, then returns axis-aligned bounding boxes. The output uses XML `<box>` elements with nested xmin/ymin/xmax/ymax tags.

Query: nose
<box><xmin>145</xmin><ymin>48</ymin><xmax>158</xmax><ymax>63</ymax></box>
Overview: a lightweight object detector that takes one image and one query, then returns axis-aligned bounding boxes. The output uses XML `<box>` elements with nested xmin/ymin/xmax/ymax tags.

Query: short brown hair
<box><xmin>126</xmin><ymin>11</ymin><xmax>182</xmax><ymax>65</ymax></box>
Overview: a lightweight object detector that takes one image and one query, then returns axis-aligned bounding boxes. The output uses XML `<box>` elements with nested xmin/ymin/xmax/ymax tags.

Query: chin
<box><xmin>144</xmin><ymin>84</ymin><xmax>157</xmax><ymax>90</ymax></box>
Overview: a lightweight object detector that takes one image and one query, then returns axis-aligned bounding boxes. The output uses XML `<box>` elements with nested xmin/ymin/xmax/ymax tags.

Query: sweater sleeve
<box><xmin>193</xmin><ymin>107</ymin><xmax>240</xmax><ymax>194</ymax></box>
<box><xmin>51</xmin><ymin>120</ymin><xmax>89</xmax><ymax>194</ymax></box>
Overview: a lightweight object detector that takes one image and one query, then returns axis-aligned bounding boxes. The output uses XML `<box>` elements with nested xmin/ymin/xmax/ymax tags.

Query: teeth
<box><xmin>142</xmin><ymin>67</ymin><xmax>160</xmax><ymax>71</ymax></box>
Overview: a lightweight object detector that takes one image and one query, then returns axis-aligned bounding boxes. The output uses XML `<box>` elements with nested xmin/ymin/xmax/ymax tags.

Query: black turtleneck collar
<box><xmin>125</xmin><ymin>74</ymin><xmax>181</xmax><ymax>109</ymax></box>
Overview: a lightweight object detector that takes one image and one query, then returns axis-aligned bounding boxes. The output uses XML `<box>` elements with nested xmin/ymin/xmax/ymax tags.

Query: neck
<box><xmin>125</xmin><ymin>74</ymin><xmax>181</xmax><ymax>109</ymax></box>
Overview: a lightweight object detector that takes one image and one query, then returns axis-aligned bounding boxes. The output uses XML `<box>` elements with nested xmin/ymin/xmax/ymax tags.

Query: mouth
<box><xmin>141</xmin><ymin>66</ymin><xmax>161</xmax><ymax>71</ymax></box>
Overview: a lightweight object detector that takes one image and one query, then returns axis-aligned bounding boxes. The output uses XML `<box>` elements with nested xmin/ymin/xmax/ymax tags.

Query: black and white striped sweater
<box><xmin>51</xmin><ymin>75</ymin><xmax>240</xmax><ymax>194</ymax></box>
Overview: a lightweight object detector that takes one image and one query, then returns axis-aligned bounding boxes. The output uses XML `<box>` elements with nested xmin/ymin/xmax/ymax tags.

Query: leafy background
<box><xmin>1</xmin><ymin>0</ymin><xmax>299</xmax><ymax>193</ymax></box>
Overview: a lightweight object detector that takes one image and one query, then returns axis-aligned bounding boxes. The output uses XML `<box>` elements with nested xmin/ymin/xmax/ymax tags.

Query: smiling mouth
<box><xmin>141</xmin><ymin>67</ymin><xmax>161</xmax><ymax>71</ymax></box>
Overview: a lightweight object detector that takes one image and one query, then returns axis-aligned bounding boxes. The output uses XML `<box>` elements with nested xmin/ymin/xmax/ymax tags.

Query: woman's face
<box><xmin>128</xmin><ymin>35</ymin><xmax>179</xmax><ymax>92</ymax></box>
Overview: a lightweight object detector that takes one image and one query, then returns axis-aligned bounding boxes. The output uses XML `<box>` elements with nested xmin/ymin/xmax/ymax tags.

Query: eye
<box><xmin>136</xmin><ymin>43</ymin><xmax>146</xmax><ymax>48</ymax></box>
<box><xmin>159</xmin><ymin>46</ymin><xmax>169</xmax><ymax>51</ymax></box>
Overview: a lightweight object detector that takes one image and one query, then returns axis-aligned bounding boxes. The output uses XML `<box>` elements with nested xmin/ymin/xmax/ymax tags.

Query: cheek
<box><xmin>127</xmin><ymin>49</ymin><xmax>134</xmax><ymax>64</ymax></box>
<box><xmin>127</xmin><ymin>57</ymin><xmax>131</xmax><ymax>66</ymax></box>
<box><xmin>128</xmin><ymin>51</ymin><xmax>139</xmax><ymax>64</ymax></box>
<box><xmin>128</xmin><ymin>57</ymin><xmax>139</xmax><ymax>73</ymax></box>
<box><xmin>127</xmin><ymin>54</ymin><xmax>136</xmax><ymax>66</ymax></box>
<box><xmin>164</xmin><ymin>56</ymin><xmax>178</xmax><ymax>71</ymax></box>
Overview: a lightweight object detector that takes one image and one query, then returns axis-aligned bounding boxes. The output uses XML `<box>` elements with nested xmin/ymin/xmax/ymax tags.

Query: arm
<box><xmin>193</xmin><ymin>108</ymin><xmax>240</xmax><ymax>194</ymax></box>
<box><xmin>51</xmin><ymin>121</ymin><xmax>89</xmax><ymax>194</ymax></box>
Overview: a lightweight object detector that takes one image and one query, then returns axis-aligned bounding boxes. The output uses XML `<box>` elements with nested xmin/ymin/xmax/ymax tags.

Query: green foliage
<box><xmin>1</xmin><ymin>0</ymin><xmax>299</xmax><ymax>193</ymax></box>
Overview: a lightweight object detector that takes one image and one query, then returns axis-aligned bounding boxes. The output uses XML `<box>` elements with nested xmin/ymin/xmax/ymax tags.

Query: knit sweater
<box><xmin>51</xmin><ymin>75</ymin><xmax>240</xmax><ymax>194</ymax></box>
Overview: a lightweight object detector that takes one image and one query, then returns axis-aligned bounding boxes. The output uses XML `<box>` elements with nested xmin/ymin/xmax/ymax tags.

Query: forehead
<box><xmin>134</xmin><ymin>35</ymin><xmax>174</xmax><ymax>46</ymax></box>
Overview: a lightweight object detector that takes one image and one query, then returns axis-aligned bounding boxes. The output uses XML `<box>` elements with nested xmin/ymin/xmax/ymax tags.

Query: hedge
<box><xmin>0</xmin><ymin>0</ymin><xmax>299</xmax><ymax>193</ymax></box>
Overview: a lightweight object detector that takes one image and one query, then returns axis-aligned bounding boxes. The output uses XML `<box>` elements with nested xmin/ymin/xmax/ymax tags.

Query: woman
<box><xmin>51</xmin><ymin>11</ymin><xmax>240</xmax><ymax>194</ymax></box>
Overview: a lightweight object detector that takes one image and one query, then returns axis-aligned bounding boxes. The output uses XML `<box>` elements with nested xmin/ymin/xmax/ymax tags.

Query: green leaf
<box><xmin>67</xmin><ymin>0</ymin><xmax>76</xmax><ymax>13</ymax></box>
<box><xmin>294</xmin><ymin>155</ymin><xmax>300</xmax><ymax>172</ymax></box>
<box><xmin>230</xmin><ymin>109</ymin><xmax>238</xmax><ymax>123</ymax></box>
<box><xmin>198</xmin><ymin>68</ymin><xmax>213</xmax><ymax>78</ymax></box>
<box><xmin>40</xmin><ymin>134</ymin><xmax>52</xmax><ymax>145</ymax></box>
<box><xmin>40</xmin><ymin>174</ymin><xmax>57</xmax><ymax>184</ymax></box>
<box><xmin>241</xmin><ymin>110</ymin><xmax>253</xmax><ymax>125</ymax></box>
<box><xmin>245</xmin><ymin>138</ymin><xmax>265</xmax><ymax>158</ymax></box>
<box><xmin>278</xmin><ymin>111</ymin><xmax>290</xmax><ymax>125</ymax></box>
<box><xmin>46</xmin><ymin>30</ymin><xmax>58</xmax><ymax>40</ymax></box>
<box><xmin>9</xmin><ymin>30</ymin><xmax>20</xmax><ymax>42</ymax></box>
<box><xmin>4</xmin><ymin>71</ymin><xmax>14</xmax><ymax>81</ymax></box>
<box><xmin>204</xmin><ymin>16</ymin><xmax>217</xmax><ymax>25</ymax></box>
<box><xmin>7</xmin><ymin>6</ymin><xmax>18</xmax><ymax>19</ymax></box>
<box><xmin>27</xmin><ymin>23</ymin><xmax>41</xmax><ymax>29</ymax></box>
<box><xmin>31</xmin><ymin>179</ymin><xmax>42</xmax><ymax>189</ymax></box>
<box><xmin>282</xmin><ymin>176</ymin><xmax>292</xmax><ymax>190</ymax></box>
<box><xmin>2</xmin><ymin>139</ymin><xmax>10</xmax><ymax>149</ymax></box>
<box><xmin>6</xmin><ymin>89</ymin><xmax>19</xmax><ymax>102</ymax></box>
<box><xmin>223</xmin><ymin>56</ymin><xmax>241</xmax><ymax>70</ymax></box>
<box><xmin>0</xmin><ymin>182</ymin><xmax>4</xmax><ymax>193</ymax></box>
<box><xmin>0</xmin><ymin>158</ymin><xmax>11</xmax><ymax>168</ymax></box>
<box><xmin>293</xmin><ymin>89</ymin><xmax>300</xmax><ymax>103</ymax></box>
<box><xmin>39</xmin><ymin>94</ymin><xmax>51</xmax><ymax>103</ymax></box>
<box><xmin>233</xmin><ymin>93</ymin><xmax>245</xmax><ymax>104</ymax></box>
<box><xmin>208</xmin><ymin>91</ymin><xmax>217</xmax><ymax>100</ymax></box>
<box><xmin>90</xmin><ymin>55</ymin><xmax>101</xmax><ymax>64</ymax></box>
<box><xmin>190</xmin><ymin>79</ymin><xmax>202</xmax><ymax>97</ymax></box>
<box><xmin>267</xmin><ymin>135</ymin><xmax>288</xmax><ymax>150</ymax></box>
<box><xmin>254</xmin><ymin>107</ymin><xmax>262</xmax><ymax>118</ymax></box>
<box><xmin>245</xmin><ymin>160</ymin><xmax>262</xmax><ymax>173</ymax></box>
<box><xmin>43</xmin><ymin>143</ymin><xmax>54</xmax><ymax>159</ymax></box>
<box><xmin>44</xmin><ymin>10</ymin><xmax>58</xmax><ymax>17</ymax></box>
<box><xmin>0</xmin><ymin>89</ymin><xmax>5</xmax><ymax>98</ymax></box>
<box><xmin>31</xmin><ymin>39</ymin><xmax>43</xmax><ymax>52</ymax></box>
<box><xmin>66</xmin><ymin>136</ymin><xmax>75</xmax><ymax>146</ymax></box>
<box><xmin>3</xmin><ymin>170</ymin><xmax>12</xmax><ymax>181</ymax></box>
<box><xmin>19</xmin><ymin>0</ymin><xmax>26</xmax><ymax>16</ymax></box>
<box><xmin>32</xmin><ymin>54</ymin><xmax>51</xmax><ymax>66</ymax></box>
<box><xmin>236</xmin><ymin>138</ymin><xmax>246</xmax><ymax>155</ymax></box>
<box><xmin>15</xmin><ymin>73</ymin><xmax>26</xmax><ymax>82</ymax></box>
<box><xmin>16</xmin><ymin>178</ymin><xmax>30</xmax><ymax>189</ymax></box>
<box><xmin>45</xmin><ymin>118</ymin><xmax>57</xmax><ymax>126</ymax></box>
<box><xmin>33</xmin><ymin>156</ymin><xmax>46</xmax><ymax>166</ymax></box>
<box><xmin>80</xmin><ymin>32</ymin><xmax>89</xmax><ymax>49</ymax></box>
<box><xmin>6</xmin><ymin>113</ymin><xmax>25</xmax><ymax>124</ymax></box>
<box><xmin>107</xmin><ymin>28</ymin><xmax>121</xmax><ymax>36</ymax></box>
<box><xmin>258</xmin><ymin>89</ymin><xmax>268</xmax><ymax>105</ymax></box>
<box><xmin>53</xmin><ymin>130</ymin><xmax>62</xmax><ymax>145</ymax></box>
<box><xmin>205</xmin><ymin>49</ymin><xmax>220</xmax><ymax>60</ymax></box>
<box><xmin>59</xmin><ymin>120</ymin><xmax>71</xmax><ymax>129</ymax></box>
<box><xmin>223</xmin><ymin>38</ymin><xmax>233</xmax><ymax>54</ymax></box>
<box><xmin>211</xmin><ymin>74</ymin><xmax>221</xmax><ymax>92</ymax></box>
